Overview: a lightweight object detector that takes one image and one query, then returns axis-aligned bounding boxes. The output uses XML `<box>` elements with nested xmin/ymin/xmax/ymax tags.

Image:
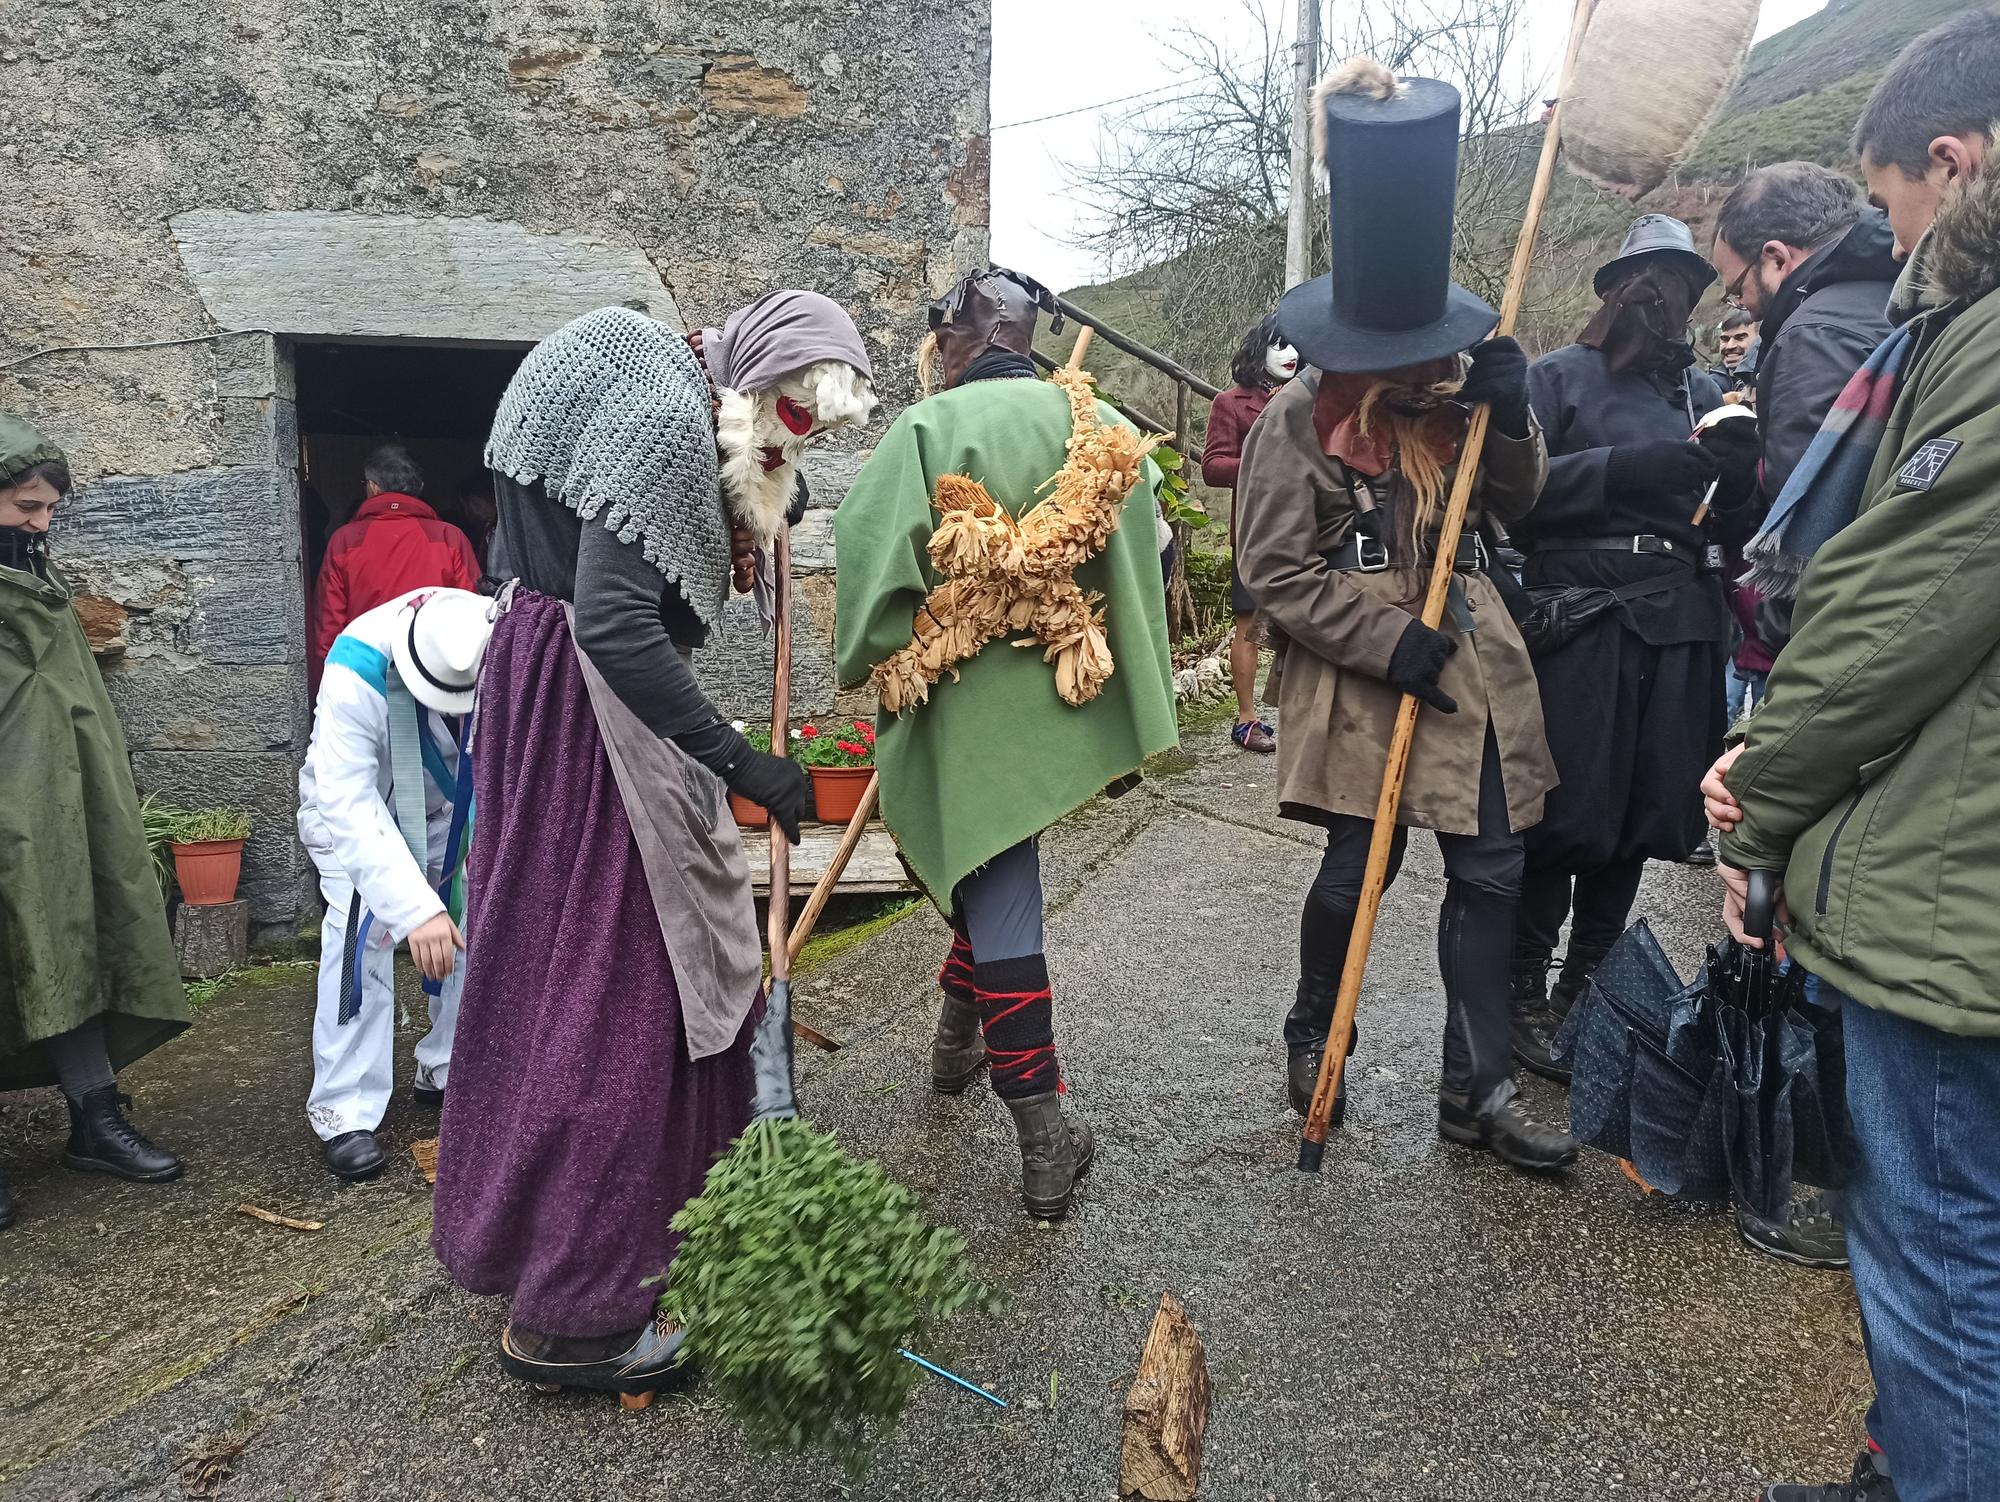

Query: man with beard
<box><xmin>432</xmin><ymin>295</ymin><xmax>874</xmax><ymax>1400</ymax></box>
<box><xmin>1505</xmin><ymin>217</ymin><xmax>1759</xmax><ymax>1080</ymax></box>
<box><xmin>1234</xmin><ymin>60</ymin><xmax>1576</xmax><ymax>1171</ymax></box>
<box><xmin>835</xmin><ymin>267</ymin><xmax>1178</xmax><ymax>1219</ymax></box>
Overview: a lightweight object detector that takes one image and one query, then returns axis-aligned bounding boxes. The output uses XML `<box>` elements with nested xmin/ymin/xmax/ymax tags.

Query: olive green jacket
<box><xmin>1722</xmin><ymin>172</ymin><xmax>2000</xmax><ymax>1036</ymax></box>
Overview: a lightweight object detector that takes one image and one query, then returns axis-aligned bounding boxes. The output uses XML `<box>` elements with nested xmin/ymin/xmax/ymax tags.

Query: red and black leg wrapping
<box><xmin>973</xmin><ymin>955</ymin><xmax>1060</xmax><ymax>1098</ymax></box>
<box><xmin>939</xmin><ymin>922</ymin><xmax>976</xmax><ymax>1005</ymax></box>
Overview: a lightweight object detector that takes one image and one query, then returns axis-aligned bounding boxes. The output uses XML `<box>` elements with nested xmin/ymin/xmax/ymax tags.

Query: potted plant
<box><xmin>793</xmin><ymin>719</ymin><xmax>875</xmax><ymax>824</ymax></box>
<box><xmin>728</xmin><ymin>723</ymin><xmax>772</xmax><ymax>828</ymax></box>
<box><xmin>166</xmin><ymin>808</ymin><xmax>252</xmax><ymax>906</ymax></box>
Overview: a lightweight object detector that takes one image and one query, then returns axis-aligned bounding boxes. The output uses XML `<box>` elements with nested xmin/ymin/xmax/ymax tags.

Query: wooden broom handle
<box><xmin>786</xmin><ymin>771</ymin><xmax>880</xmax><ymax>966</ymax></box>
<box><xmin>767</xmin><ymin>529</ymin><xmax>795</xmax><ymax>985</ymax></box>
<box><xmin>1300</xmin><ymin>0</ymin><xmax>1600</xmax><ymax>1165</ymax></box>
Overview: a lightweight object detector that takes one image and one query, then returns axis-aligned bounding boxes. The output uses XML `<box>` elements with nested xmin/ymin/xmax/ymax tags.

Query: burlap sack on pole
<box><xmin>1560</xmin><ymin>0</ymin><xmax>1762</xmax><ymax>199</ymax></box>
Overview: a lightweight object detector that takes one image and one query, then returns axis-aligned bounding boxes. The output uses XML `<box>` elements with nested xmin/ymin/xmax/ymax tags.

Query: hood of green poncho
<box><xmin>0</xmin><ymin>413</ymin><xmax>65</xmax><ymax>485</ymax></box>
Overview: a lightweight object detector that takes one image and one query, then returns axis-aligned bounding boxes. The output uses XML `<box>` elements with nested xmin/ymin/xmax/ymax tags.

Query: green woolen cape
<box><xmin>0</xmin><ymin>559</ymin><xmax>188</xmax><ymax>1089</ymax></box>
<box><xmin>834</xmin><ymin>377</ymin><xmax>1179</xmax><ymax>907</ymax></box>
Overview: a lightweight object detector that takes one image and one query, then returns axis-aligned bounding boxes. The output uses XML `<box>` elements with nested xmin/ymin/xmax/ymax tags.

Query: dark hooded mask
<box><xmin>928</xmin><ymin>267</ymin><xmax>1063</xmax><ymax>387</ymax></box>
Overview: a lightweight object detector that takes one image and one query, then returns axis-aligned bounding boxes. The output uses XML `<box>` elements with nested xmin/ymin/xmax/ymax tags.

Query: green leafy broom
<box><xmin>658</xmin><ymin>532</ymin><xmax>979</xmax><ymax>1474</ymax></box>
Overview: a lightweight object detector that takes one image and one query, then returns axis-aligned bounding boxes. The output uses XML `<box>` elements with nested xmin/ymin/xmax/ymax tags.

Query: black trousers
<box><xmin>1305</xmin><ymin>733</ymin><xmax>1523</xmax><ymax>1113</ymax></box>
<box><xmin>1514</xmin><ymin>857</ymin><xmax>1646</xmax><ymax>963</ymax></box>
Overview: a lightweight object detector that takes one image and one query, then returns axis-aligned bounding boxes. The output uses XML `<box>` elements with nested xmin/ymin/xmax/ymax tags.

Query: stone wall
<box><xmin>0</xmin><ymin>0</ymin><xmax>990</xmax><ymax>940</ymax></box>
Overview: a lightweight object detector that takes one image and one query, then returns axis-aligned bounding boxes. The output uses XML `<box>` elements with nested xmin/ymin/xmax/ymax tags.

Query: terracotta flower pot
<box><xmin>171</xmin><ymin>838</ymin><xmax>245</xmax><ymax>906</ymax></box>
<box><xmin>808</xmin><ymin>765</ymin><xmax>873</xmax><ymax>824</ymax></box>
<box><xmin>729</xmin><ymin>791</ymin><xmax>769</xmax><ymax>828</ymax></box>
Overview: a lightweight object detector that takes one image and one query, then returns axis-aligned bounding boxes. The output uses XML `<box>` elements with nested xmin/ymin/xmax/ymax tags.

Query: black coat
<box><xmin>1513</xmin><ymin>344</ymin><xmax>1730</xmax><ymax>869</ymax></box>
<box><xmin>1750</xmin><ymin>211</ymin><xmax>1900</xmax><ymax>650</ymax></box>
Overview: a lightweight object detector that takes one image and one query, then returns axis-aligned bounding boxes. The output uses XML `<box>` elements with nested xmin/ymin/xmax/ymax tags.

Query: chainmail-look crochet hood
<box><xmin>486</xmin><ymin>306</ymin><xmax>730</xmax><ymax>627</ymax></box>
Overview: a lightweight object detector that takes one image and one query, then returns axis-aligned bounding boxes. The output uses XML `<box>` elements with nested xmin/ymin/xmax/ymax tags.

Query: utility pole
<box><xmin>1284</xmin><ymin>0</ymin><xmax>1320</xmax><ymax>289</ymax></box>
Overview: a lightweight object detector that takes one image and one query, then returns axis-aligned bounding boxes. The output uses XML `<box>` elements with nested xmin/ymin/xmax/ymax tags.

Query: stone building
<box><xmin>0</xmin><ymin>1</ymin><xmax>990</xmax><ymax>940</ymax></box>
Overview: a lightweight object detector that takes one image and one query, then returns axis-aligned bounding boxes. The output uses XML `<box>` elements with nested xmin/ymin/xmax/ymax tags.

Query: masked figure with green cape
<box><xmin>0</xmin><ymin>415</ymin><xmax>188</xmax><ymax>1232</ymax></box>
<box><xmin>834</xmin><ymin>268</ymin><xmax>1179</xmax><ymax>1220</ymax></box>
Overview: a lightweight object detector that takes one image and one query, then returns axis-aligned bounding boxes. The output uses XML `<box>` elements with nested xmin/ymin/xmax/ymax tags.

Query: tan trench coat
<box><xmin>1235</xmin><ymin>376</ymin><xmax>1556</xmax><ymax>836</ymax></box>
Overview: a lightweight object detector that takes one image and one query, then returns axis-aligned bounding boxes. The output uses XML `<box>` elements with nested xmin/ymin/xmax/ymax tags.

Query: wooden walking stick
<box><xmin>1298</xmin><ymin>0</ymin><xmax>1599</xmax><ymax>1172</ymax></box>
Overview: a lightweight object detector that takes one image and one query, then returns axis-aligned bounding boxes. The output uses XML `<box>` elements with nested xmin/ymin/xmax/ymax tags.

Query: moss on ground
<box><xmin>792</xmin><ymin>898</ymin><xmax>923</xmax><ymax>979</ymax></box>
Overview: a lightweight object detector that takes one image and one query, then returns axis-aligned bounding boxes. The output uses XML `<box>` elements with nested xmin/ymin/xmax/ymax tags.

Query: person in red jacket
<box><xmin>310</xmin><ymin>446</ymin><xmax>482</xmax><ymax>695</ymax></box>
<box><xmin>1202</xmin><ymin>314</ymin><xmax>1297</xmax><ymax>753</ymax></box>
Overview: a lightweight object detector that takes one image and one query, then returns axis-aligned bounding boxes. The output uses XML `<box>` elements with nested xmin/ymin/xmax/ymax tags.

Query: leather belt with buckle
<box><xmin>1323</xmin><ymin>533</ymin><xmax>1487</xmax><ymax>575</ymax></box>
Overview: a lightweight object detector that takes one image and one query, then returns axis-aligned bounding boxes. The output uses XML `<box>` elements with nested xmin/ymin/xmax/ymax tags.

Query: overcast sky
<box><xmin>991</xmin><ymin>0</ymin><xmax>1831</xmax><ymax>293</ymax></box>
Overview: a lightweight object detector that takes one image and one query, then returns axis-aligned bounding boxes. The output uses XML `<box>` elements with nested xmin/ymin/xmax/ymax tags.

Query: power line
<box><xmin>991</xmin><ymin>83</ymin><xmax>1199</xmax><ymax>132</ymax></box>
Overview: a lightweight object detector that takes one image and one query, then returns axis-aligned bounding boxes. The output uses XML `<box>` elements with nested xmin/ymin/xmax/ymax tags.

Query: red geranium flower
<box><xmin>835</xmin><ymin>740</ymin><xmax>867</xmax><ymax>757</ymax></box>
<box><xmin>799</xmin><ymin>724</ymin><xmax>818</xmax><ymax>738</ymax></box>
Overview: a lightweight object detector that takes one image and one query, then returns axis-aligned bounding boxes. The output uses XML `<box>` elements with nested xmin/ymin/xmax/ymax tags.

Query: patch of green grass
<box><xmin>182</xmin><ymin>959</ymin><xmax>314</xmax><ymax>1011</ymax></box>
<box><xmin>792</xmin><ymin>898</ymin><xmax>922</xmax><ymax>979</ymax></box>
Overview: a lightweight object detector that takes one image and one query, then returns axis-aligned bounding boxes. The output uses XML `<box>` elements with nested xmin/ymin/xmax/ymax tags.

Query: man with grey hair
<box><xmin>1712</xmin><ymin>161</ymin><xmax>1901</xmax><ymax>512</ymax></box>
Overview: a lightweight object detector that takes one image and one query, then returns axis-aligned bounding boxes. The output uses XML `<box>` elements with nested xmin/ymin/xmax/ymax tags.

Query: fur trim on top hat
<box><xmin>1312</xmin><ymin>56</ymin><xmax>1399</xmax><ymax>178</ymax></box>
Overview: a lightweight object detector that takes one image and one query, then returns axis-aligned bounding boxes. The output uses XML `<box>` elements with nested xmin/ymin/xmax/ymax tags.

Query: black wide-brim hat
<box><xmin>1592</xmin><ymin>214</ymin><xmax>1717</xmax><ymax>297</ymax></box>
<box><xmin>1278</xmin><ymin>71</ymin><xmax>1499</xmax><ymax>375</ymax></box>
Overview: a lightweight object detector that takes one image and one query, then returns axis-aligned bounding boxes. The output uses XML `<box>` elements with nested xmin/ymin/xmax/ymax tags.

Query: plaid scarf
<box><xmin>1741</xmin><ymin>236</ymin><xmax>1942</xmax><ymax>600</ymax></box>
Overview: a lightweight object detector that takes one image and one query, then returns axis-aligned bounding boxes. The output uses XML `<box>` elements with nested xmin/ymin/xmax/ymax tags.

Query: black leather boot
<box><xmin>499</xmin><ymin>1313</ymin><xmax>692</xmax><ymax>1408</ymax></box>
<box><xmin>62</xmin><ymin>1087</ymin><xmax>182</xmax><ymax>1183</ymax></box>
<box><xmin>930</xmin><ymin>992</ymin><xmax>988</xmax><ymax>1094</ymax></box>
<box><xmin>1439</xmin><ymin>1091</ymin><xmax>1579</xmax><ymax>1172</ymax></box>
<box><xmin>1286</xmin><ymin>895</ymin><xmax>1358</xmax><ymax>1122</ymax></box>
<box><xmin>1508</xmin><ymin>960</ymin><xmax>1571</xmax><ymax>1084</ymax></box>
<box><xmin>324</xmin><ymin>1129</ymin><xmax>386</xmax><ymax>1181</ymax></box>
<box><xmin>0</xmin><ymin>1167</ymin><xmax>15</xmax><ymax>1231</ymax></box>
<box><xmin>1550</xmin><ymin>942</ymin><xmax>1611</xmax><ymax>1018</ymax></box>
<box><xmin>1003</xmin><ymin>1091</ymin><xmax>1094</xmax><ymax>1220</ymax></box>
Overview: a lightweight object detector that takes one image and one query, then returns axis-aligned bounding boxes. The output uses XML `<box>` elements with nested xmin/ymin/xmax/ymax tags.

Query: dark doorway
<box><xmin>292</xmin><ymin>341</ymin><xmax>527</xmax><ymax>592</ymax></box>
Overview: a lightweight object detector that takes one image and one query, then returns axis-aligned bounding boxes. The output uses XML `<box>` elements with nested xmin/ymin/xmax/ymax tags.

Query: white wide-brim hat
<box><xmin>392</xmin><ymin>588</ymin><xmax>494</xmax><ymax>715</ymax></box>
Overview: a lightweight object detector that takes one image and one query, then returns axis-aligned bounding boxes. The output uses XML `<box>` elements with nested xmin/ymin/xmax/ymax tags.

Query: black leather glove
<box><xmin>1386</xmin><ymin>618</ymin><xmax>1459</xmax><ymax>714</ymax></box>
<box><xmin>676</xmin><ymin>720</ymin><xmax>813</xmax><ymax>843</ymax></box>
<box><xmin>1697</xmin><ymin>417</ymin><xmax>1760</xmax><ymax>508</ymax></box>
<box><xmin>1459</xmin><ymin>337</ymin><xmax>1532</xmax><ymax>439</ymax></box>
<box><xmin>1604</xmin><ymin>439</ymin><xmax>1720</xmax><ymax>503</ymax></box>
<box><xmin>723</xmin><ymin>748</ymin><xmax>812</xmax><ymax>844</ymax></box>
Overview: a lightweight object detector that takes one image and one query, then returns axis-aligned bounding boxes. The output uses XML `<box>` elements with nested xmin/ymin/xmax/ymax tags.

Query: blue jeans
<box><xmin>1841</xmin><ymin>995</ymin><xmax>2000</xmax><ymax>1501</ymax></box>
<box><xmin>1724</xmin><ymin>662</ymin><xmax>1766</xmax><ymax>723</ymax></box>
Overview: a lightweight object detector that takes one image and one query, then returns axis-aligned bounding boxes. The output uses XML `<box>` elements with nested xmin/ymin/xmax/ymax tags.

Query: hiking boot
<box><xmin>1685</xmin><ymin>833</ymin><xmax>1718</xmax><ymax>867</ymax></box>
<box><xmin>1738</xmin><ymin>1190</ymin><xmax>1850</xmax><ymax>1271</ymax></box>
<box><xmin>61</xmin><ymin>1087</ymin><xmax>182</xmax><ymax>1183</ymax></box>
<box><xmin>1508</xmin><ymin>960</ymin><xmax>1571</xmax><ymax>1084</ymax></box>
<box><xmin>1004</xmin><ymin>1091</ymin><xmax>1094</xmax><ymax>1220</ymax></box>
<box><xmin>931</xmin><ymin>991</ymin><xmax>988</xmax><ymax>1094</ymax></box>
<box><xmin>1549</xmin><ymin>943</ymin><xmax>1610</xmax><ymax>1018</ymax></box>
<box><xmin>1286</xmin><ymin>1019</ymin><xmax>1355</xmax><ymax>1123</ymax></box>
<box><xmin>1439</xmin><ymin>1091</ymin><xmax>1579</xmax><ymax>1172</ymax></box>
<box><xmin>1760</xmin><ymin>1449</ymin><xmax>1898</xmax><ymax>1501</ymax></box>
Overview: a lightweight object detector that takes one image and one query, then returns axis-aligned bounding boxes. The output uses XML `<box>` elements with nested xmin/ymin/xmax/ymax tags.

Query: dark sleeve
<box><xmin>1201</xmin><ymin>395</ymin><xmax>1245</xmax><ymax>489</ymax></box>
<box><xmin>1761</xmin><ymin>318</ymin><xmax>1884</xmax><ymax>503</ymax></box>
<box><xmin>571</xmin><ymin>521</ymin><xmax>724</xmax><ymax>739</ymax></box>
<box><xmin>1521</xmin><ymin>356</ymin><xmax>1613</xmax><ymax>533</ymax></box>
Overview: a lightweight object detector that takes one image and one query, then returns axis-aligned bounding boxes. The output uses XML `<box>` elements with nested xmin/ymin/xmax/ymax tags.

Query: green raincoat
<box><xmin>834</xmin><ymin>376</ymin><xmax>1179</xmax><ymax>906</ymax></box>
<box><xmin>1</xmin><ymin>427</ymin><xmax>187</xmax><ymax>1090</ymax></box>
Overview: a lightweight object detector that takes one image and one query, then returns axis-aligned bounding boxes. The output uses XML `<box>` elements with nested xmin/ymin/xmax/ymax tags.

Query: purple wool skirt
<box><xmin>432</xmin><ymin>588</ymin><xmax>755</xmax><ymax>1338</ymax></box>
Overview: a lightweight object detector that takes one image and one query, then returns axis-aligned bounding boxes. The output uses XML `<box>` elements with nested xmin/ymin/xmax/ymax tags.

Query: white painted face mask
<box><xmin>1265</xmin><ymin>342</ymin><xmax>1299</xmax><ymax>383</ymax></box>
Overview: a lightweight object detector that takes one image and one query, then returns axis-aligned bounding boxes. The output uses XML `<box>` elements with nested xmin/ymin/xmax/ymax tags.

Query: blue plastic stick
<box><xmin>898</xmin><ymin>1348</ymin><xmax>1007</xmax><ymax>1408</ymax></box>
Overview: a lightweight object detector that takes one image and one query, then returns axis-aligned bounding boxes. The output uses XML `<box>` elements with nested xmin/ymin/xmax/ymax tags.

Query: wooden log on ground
<box><xmin>1120</xmin><ymin>1292</ymin><xmax>1210</xmax><ymax>1501</ymax></box>
<box><xmin>174</xmin><ymin>899</ymin><xmax>249</xmax><ymax>979</ymax></box>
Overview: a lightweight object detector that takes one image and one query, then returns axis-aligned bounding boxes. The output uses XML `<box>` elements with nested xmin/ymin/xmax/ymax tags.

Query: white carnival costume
<box><xmin>297</xmin><ymin>588</ymin><xmax>491</xmax><ymax>1159</ymax></box>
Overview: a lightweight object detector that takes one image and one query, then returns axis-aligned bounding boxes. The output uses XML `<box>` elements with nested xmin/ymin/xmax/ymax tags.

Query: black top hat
<box><xmin>1592</xmin><ymin>214</ymin><xmax>1717</xmax><ymax>297</ymax></box>
<box><xmin>1277</xmin><ymin>70</ymin><xmax>1497</xmax><ymax>375</ymax></box>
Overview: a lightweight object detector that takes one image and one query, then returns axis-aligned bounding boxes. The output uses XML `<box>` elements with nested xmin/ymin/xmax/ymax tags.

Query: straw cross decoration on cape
<box><xmin>869</xmin><ymin>361</ymin><xmax>1162</xmax><ymax>714</ymax></box>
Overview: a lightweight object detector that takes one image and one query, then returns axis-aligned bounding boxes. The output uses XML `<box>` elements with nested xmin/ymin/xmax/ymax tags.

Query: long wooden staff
<box><xmin>768</xmin><ymin>529</ymin><xmax>796</xmax><ymax>993</ymax></box>
<box><xmin>782</xmin><ymin>320</ymin><xmax>1107</xmax><ymax>962</ymax></box>
<box><xmin>1298</xmin><ymin>0</ymin><xmax>1599</xmax><ymax>1171</ymax></box>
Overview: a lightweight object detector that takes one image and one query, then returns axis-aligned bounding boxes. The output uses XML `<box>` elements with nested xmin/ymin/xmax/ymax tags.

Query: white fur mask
<box><xmin>715</xmin><ymin>360</ymin><xmax>877</xmax><ymax>547</ymax></box>
<box><xmin>1265</xmin><ymin>342</ymin><xmax>1299</xmax><ymax>383</ymax></box>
